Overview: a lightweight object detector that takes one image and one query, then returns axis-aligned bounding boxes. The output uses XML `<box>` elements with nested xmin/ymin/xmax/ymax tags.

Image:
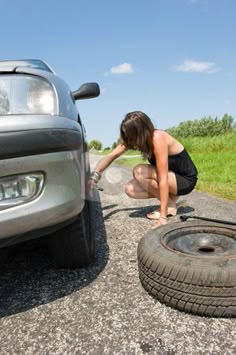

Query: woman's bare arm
<box><xmin>152</xmin><ymin>131</ymin><xmax>169</xmax><ymax>218</ymax></box>
<box><xmin>93</xmin><ymin>144</ymin><xmax>127</xmax><ymax>174</ymax></box>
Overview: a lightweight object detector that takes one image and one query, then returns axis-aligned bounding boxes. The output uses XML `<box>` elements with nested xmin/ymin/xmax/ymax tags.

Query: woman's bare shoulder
<box><xmin>154</xmin><ymin>130</ymin><xmax>183</xmax><ymax>153</ymax></box>
<box><xmin>153</xmin><ymin>129</ymin><xmax>168</xmax><ymax>143</ymax></box>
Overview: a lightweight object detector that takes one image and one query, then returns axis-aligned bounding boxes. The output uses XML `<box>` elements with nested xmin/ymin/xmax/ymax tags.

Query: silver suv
<box><xmin>0</xmin><ymin>59</ymin><xmax>100</xmax><ymax>268</ymax></box>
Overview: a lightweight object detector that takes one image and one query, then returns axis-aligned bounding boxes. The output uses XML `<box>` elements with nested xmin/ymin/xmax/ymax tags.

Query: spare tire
<box><xmin>137</xmin><ymin>221</ymin><xmax>236</xmax><ymax>318</ymax></box>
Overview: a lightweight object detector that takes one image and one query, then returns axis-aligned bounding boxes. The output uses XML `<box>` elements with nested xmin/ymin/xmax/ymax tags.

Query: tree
<box><xmin>112</xmin><ymin>142</ymin><xmax>117</xmax><ymax>149</ymax></box>
<box><xmin>111</xmin><ymin>138</ymin><xmax>121</xmax><ymax>150</ymax></box>
<box><xmin>89</xmin><ymin>139</ymin><xmax>102</xmax><ymax>150</ymax></box>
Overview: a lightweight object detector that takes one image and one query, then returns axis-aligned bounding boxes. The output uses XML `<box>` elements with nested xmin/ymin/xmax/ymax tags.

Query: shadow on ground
<box><xmin>0</xmin><ymin>200</ymin><xmax>109</xmax><ymax>318</ymax></box>
<box><xmin>103</xmin><ymin>203</ymin><xmax>195</xmax><ymax>221</ymax></box>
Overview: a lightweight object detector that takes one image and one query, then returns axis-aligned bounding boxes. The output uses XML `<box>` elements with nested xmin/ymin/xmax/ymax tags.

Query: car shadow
<box><xmin>0</xmin><ymin>200</ymin><xmax>109</xmax><ymax>318</ymax></box>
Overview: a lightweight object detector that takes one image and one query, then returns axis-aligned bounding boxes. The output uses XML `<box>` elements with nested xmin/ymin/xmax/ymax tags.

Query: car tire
<box><xmin>51</xmin><ymin>194</ymin><xmax>96</xmax><ymax>269</ymax></box>
<box><xmin>137</xmin><ymin>221</ymin><xmax>236</xmax><ymax>318</ymax></box>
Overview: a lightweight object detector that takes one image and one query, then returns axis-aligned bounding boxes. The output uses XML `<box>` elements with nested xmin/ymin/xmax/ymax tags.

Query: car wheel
<box><xmin>51</xmin><ymin>196</ymin><xmax>96</xmax><ymax>269</ymax></box>
<box><xmin>137</xmin><ymin>221</ymin><xmax>236</xmax><ymax>318</ymax></box>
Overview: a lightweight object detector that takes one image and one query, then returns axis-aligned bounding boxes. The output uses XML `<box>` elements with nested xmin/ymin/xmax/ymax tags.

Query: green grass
<box><xmin>179</xmin><ymin>132</ymin><xmax>236</xmax><ymax>153</ymax></box>
<box><xmin>191</xmin><ymin>152</ymin><xmax>236</xmax><ymax>201</ymax></box>
<box><xmin>112</xmin><ymin>133</ymin><xmax>236</xmax><ymax>201</ymax></box>
<box><xmin>117</xmin><ymin>156</ymin><xmax>144</xmax><ymax>167</ymax></box>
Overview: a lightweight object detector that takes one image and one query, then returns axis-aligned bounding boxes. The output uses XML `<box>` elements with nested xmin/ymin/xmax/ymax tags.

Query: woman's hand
<box><xmin>88</xmin><ymin>178</ymin><xmax>97</xmax><ymax>199</ymax></box>
<box><xmin>151</xmin><ymin>216</ymin><xmax>168</xmax><ymax>229</ymax></box>
<box><xmin>88</xmin><ymin>171</ymin><xmax>102</xmax><ymax>199</ymax></box>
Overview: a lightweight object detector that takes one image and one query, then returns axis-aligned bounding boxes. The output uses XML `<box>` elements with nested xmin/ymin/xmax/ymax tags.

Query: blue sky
<box><xmin>1</xmin><ymin>0</ymin><xmax>235</xmax><ymax>147</ymax></box>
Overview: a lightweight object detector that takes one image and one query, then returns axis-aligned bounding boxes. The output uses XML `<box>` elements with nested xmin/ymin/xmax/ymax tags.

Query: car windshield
<box><xmin>0</xmin><ymin>60</ymin><xmax>53</xmax><ymax>73</ymax></box>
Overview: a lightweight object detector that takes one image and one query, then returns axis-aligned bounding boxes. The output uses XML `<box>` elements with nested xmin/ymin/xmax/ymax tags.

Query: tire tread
<box><xmin>137</xmin><ymin>222</ymin><xmax>236</xmax><ymax>317</ymax></box>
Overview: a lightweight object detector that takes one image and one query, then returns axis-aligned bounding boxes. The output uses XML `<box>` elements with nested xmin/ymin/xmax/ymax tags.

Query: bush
<box><xmin>166</xmin><ymin>114</ymin><xmax>235</xmax><ymax>138</ymax></box>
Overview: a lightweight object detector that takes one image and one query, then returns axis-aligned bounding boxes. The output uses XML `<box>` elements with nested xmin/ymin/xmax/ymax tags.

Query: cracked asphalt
<box><xmin>0</xmin><ymin>153</ymin><xmax>235</xmax><ymax>354</ymax></box>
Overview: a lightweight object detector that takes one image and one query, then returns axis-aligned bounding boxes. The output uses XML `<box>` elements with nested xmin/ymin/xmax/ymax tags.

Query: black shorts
<box><xmin>175</xmin><ymin>174</ymin><xmax>197</xmax><ymax>195</ymax></box>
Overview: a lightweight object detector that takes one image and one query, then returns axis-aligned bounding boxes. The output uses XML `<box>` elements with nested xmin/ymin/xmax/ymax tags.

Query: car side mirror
<box><xmin>72</xmin><ymin>82</ymin><xmax>100</xmax><ymax>100</ymax></box>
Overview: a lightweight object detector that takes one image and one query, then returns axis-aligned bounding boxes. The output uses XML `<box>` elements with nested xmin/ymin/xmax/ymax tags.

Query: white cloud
<box><xmin>110</xmin><ymin>62</ymin><xmax>134</xmax><ymax>74</ymax></box>
<box><xmin>173</xmin><ymin>60</ymin><xmax>220</xmax><ymax>74</ymax></box>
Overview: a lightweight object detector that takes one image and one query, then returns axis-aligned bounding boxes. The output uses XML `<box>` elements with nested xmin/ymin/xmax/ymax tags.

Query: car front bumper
<box><xmin>0</xmin><ymin>115</ymin><xmax>83</xmax><ymax>159</ymax></box>
<box><xmin>0</xmin><ymin>149</ymin><xmax>86</xmax><ymax>245</ymax></box>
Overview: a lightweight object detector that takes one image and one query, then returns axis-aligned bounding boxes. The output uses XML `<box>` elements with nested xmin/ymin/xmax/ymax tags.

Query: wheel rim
<box><xmin>163</xmin><ymin>227</ymin><xmax>236</xmax><ymax>256</ymax></box>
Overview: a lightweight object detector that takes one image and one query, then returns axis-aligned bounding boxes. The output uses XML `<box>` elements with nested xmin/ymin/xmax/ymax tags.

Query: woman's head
<box><xmin>120</xmin><ymin>111</ymin><xmax>155</xmax><ymax>158</ymax></box>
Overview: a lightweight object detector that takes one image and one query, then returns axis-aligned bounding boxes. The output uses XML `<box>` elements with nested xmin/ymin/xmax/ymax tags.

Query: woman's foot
<box><xmin>146</xmin><ymin>195</ymin><xmax>179</xmax><ymax>220</ymax></box>
<box><xmin>146</xmin><ymin>206</ymin><xmax>177</xmax><ymax>220</ymax></box>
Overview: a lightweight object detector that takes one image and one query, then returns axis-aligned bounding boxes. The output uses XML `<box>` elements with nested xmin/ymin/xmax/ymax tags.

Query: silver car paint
<box><xmin>0</xmin><ymin>115</ymin><xmax>81</xmax><ymax>135</ymax></box>
<box><xmin>0</xmin><ymin>62</ymin><xmax>91</xmax><ymax>244</ymax></box>
<box><xmin>0</xmin><ymin>149</ymin><xmax>85</xmax><ymax>241</ymax></box>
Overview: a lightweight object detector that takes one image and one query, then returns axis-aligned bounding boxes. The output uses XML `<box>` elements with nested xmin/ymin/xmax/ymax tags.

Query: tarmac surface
<box><xmin>0</xmin><ymin>154</ymin><xmax>235</xmax><ymax>354</ymax></box>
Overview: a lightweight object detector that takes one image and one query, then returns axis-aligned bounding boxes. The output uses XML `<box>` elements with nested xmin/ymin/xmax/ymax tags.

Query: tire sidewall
<box><xmin>138</xmin><ymin>221</ymin><xmax>236</xmax><ymax>281</ymax></box>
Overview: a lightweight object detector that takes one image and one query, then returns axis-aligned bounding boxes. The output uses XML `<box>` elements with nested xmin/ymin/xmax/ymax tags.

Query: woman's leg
<box><xmin>124</xmin><ymin>164</ymin><xmax>157</xmax><ymax>199</ymax></box>
<box><xmin>124</xmin><ymin>177</ymin><xmax>156</xmax><ymax>199</ymax></box>
<box><xmin>124</xmin><ymin>163</ymin><xmax>179</xmax><ymax>213</ymax></box>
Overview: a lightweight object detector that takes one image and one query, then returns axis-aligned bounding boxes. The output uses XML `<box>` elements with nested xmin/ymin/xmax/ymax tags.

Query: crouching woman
<box><xmin>89</xmin><ymin>111</ymin><xmax>198</xmax><ymax>228</ymax></box>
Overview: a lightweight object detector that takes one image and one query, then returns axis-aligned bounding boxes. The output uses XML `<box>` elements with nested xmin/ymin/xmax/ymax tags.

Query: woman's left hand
<box><xmin>151</xmin><ymin>216</ymin><xmax>168</xmax><ymax>229</ymax></box>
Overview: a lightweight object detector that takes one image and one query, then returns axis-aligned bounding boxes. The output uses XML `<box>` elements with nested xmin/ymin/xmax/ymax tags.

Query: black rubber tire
<box><xmin>137</xmin><ymin>221</ymin><xmax>236</xmax><ymax>318</ymax></box>
<box><xmin>51</xmin><ymin>197</ymin><xmax>96</xmax><ymax>269</ymax></box>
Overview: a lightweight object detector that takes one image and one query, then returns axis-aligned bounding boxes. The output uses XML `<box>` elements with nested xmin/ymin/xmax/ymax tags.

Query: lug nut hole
<box><xmin>198</xmin><ymin>246</ymin><xmax>215</xmax><ymax>253</ymax></box>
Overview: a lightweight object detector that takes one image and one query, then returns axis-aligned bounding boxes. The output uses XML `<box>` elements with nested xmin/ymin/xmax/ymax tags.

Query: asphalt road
<box><xmin>0</xmin><ymin>154</ymin><xmax>236</xmax><ymax>354</ymax></box>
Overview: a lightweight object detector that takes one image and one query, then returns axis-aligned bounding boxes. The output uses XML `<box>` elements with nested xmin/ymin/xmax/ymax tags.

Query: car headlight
<box><xmin>0</xmin><ymin>74</ymin><xmax>57</xmax><ymax>115</ymax></box>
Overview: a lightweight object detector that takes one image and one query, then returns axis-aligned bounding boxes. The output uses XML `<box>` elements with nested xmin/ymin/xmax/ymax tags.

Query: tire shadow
<box><xmin>0</xmin><ymin>199</ymin><xmax>109</xmax><ymax>318</ymax></box>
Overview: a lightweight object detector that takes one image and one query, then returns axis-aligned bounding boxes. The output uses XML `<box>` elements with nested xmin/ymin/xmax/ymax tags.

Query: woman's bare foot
<box><xmin>146</xmin><ymin>207</ymin><xmax>177</xmax><ymax>220</ymax></box>
<box><xmin>146</xmin><ymin>195</ymin><xmax>179</xmax><ymax>220</ymax></box>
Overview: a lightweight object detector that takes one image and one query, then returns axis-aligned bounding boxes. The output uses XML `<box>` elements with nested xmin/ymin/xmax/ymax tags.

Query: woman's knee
<box><xmin>132</xmin><ymin>164</ymin><xmax>145</xmax><ymax>181</ymax></box>
<box><xmin>124</xmin><ymin>181</ymin><xmax>134</xmax><ymax>197</ymax></box>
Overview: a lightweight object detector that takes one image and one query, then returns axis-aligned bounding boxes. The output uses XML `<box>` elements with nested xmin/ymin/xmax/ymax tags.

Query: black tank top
<box><xmin>149</xmin><ymin>149</ymin><xmax>198</xmax><ymax>178</ymax></box>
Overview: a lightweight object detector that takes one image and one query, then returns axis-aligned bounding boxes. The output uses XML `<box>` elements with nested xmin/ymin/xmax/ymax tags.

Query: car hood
<box><xmin>0</xmin><ymin>59</ymin><xmax>54</xmax><ymax>73</ymax></box>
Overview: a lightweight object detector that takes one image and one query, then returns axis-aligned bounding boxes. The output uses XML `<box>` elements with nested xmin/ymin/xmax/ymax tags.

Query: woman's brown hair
<box><xmin>120</xmin><ymin>111</ymin><xmax>155</xmax><ymax>159</ymax></box>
